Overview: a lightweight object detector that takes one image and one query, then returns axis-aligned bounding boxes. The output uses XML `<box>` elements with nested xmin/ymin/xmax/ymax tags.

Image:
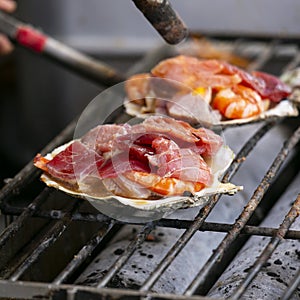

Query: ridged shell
<box><xmin>125</xmin><ymin>99</ymin><xmax>298</xmax><ymax>129</ymax></box>
<box><xmin>39</xmin><ymin>143</ymin><xmax>242</xmax><ymax>222</ymax></box>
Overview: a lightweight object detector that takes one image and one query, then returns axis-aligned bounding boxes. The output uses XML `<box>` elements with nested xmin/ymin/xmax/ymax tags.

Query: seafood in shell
<box><xmin>34</xmin><ymin>116</ymin><xmax>242</xmax><ymax>222</ymax></box>
<box><xmin>124</xmin><ymin>55</ymin><xmax>298</xmax><ymax>128</ymax></box>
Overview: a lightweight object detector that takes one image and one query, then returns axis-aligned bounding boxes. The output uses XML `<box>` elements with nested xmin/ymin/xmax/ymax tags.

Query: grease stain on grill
<box><xmin>263</xmin><ymin>262</ymin><xmax>271</xmax><ymax>268</ymax></box>
<box><xmin>274</xmin><ymin>259</ymin><xmax>282</xmax><ymax>265</ymax></box>
<box><xmin>81</xmin><ymin>279</ymin><xmax>96</xmax><ymax>285</ymax></box>
<box><xmin>145</xmin><ymin>233</ymin><xmax>158</xmax><ymax>242</ymax></box>
<box><xmin>224</xmin><ymin>284</ymin><xmax>233</xmax><ymax>295</ymax></box>
<box><xmin>275</xmin><ymin>277</ymin><xmax>288</xmax><ymax>286</ymax></box>
<box><xmin>295</xmin><ymin>249</ymin><xmax>300</xmax><ymax>259</ymax></box>
<box><xmin>108</xmin><ymin>274</ymin><xmax>140</xmax><ymax>290</ymax></box>
<box><xmin>266</xmin><ymin>271</ymin><xmax>279</xmax><ymax>278</ymax></box>
<box><xmin>114</xmin><ymin>248</ymin><xmax>124</xmax><ymax>255</ymax></box>
<box><xmin>87</xmin><ymin>271</ymin><xmax>98</xmax><ymax>278</ymax></box>
<box><xmin>243</xmin><ymin>266</ymin><xmax>252</xmax><ymax>273</ymax></box>
<box><xmin>251</xmin><ymin>284</ymin><xmax>259</xmax><ymax>289</ymax></box>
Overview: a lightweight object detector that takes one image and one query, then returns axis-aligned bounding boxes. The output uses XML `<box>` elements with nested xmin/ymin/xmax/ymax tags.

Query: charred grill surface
<box><xmin>0</xmin><ymin>38</ymin><xmax>300</xmax><ymax>299</ymax></box>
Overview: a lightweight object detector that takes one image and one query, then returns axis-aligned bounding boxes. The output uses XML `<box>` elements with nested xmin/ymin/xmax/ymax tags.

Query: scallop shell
<box><xmin>124</xmin><ymin>98</ymin><xmax>298</xmax><ymax>129</ymax></box>
<box><xmin>281</xmin><ymin>68</ymin><xmax>300</xmax><ymax>105</ymax></box>
<box><xmin>39</xmin><ymin>142</ymin><xmax>242</xmax><ymax>222</ymax></box>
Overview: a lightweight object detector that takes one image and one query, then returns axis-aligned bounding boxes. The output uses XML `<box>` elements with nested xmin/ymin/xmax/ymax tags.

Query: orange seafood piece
<box><xmin>151</xmin><ymin>55</ymin><xmax>241</xmax><ymax>90</ymax></box>
<box><xmin>34</xmin><ymin>154</ymin><xmax>50</xmax><ymax>172</ymax></box>
<box><xmin>125</xmin><ymin>172</ymin><xmax>204</xmax><ymax>197</ymax></box>
<box><xmin>212</xmin><ymin>85</ymin><xmax>268</xmax><ymax>119</ymax></box>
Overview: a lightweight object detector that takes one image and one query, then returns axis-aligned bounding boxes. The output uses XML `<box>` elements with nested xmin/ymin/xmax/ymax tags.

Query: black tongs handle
<box><xmin>0</xmin><ymin>11</ymin><xmax>125</xmax><ymax>86</ymax></box>
<box><xmin>132</xmin><ymin>0</ymin><xmax>188</xmax><ymax>45</ymax></box>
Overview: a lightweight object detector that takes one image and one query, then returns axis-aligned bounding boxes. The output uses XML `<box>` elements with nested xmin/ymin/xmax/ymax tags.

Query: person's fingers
<box><xmin>0</xmin><ymin>34</ymin><xmax>13</xmax><ymax>55</ymax></box>
<box><xmin>0</xmin><ymin>0</ymin><xmax>16</xmax><ymax>13</ymax></box>
<box><xmin>0</xmin><ymin>1</ymin><xmax>16</xmax><ymax>55</ymax></box>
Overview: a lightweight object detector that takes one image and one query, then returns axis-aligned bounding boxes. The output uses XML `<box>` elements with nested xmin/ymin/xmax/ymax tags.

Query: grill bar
<box><xmin>282</xmin><ymin>49</ymin><xmax>300</xmax><ymax>72</ymax></box>
<box><xmin>223</xmin><ymin>120</ymin><xmax>276</xmax><ymax>180</ymax></box>
<box><xmin>0</xmin><ymin>188</ymin><xmax>51</xmax><ymax>249</ymax></box>
<box><xmin>0</xmin><ymin>280</ymin><xmax>211</xmax><ymax>300</ymax></box>
<box><xmin>157</xmin><ymin>221</ymin><xmax>300</xmax><ymax>239</ymax></box>
<box><xmin>52</xmin><ymin>221</ymin><xmax>117</xmax><ymax>285</ymax></box>
<box><xmin>0</xmin><ymin>38</ymin><xmax>299</xmax><ymax>300</ymax></box>
<box><xmin>184</xmin><ymin>124</ymin><xmax>300</xmax><ymax>296</ymax></box>
<box><xmin>1</xmin><ymin>202</ymin><xmax>300</xmax><ymax>239</ymax></box>
<box><xmin>281</xmin><ymin>264</ymin><xmax>300</xmax><ymax>300</ymax></box>
<box><xmin>246</xmin><ymin>40</ymin><xmax>278</xmax><ymax>72</ymax></box>
<box><xmin>8</xmin><ymin>200</ymin><xmax>82</xmax><ymax>281</ymax></box>
<box><xmin>231</xmin><ymin>193</ymin><xmax>300</xmax><ymax>300</ymax></box>
<box><xmin>139</xmin><ymin>121</ymin><xmax>274</xmax><ymax>293</ymax></box>
<box><xmin>96</xmin><ymin>223</ymin><xmax>154</xmax><ymax>288</ymax></box>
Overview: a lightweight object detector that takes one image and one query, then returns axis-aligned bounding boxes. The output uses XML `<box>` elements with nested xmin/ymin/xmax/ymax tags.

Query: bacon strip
<box><xmin>149</xmin><ymin>137</ymin><xmax>212</xmax><ymax>185</ymax></box>
<box><xmin>222</xmin><ymin>62</ymin><xmax>291</xmax><ymax>102</ymax></box>
<box><xmin>34</xmin><ymin>141</ymin><xmax>104</xmax><ymax>185</ymax></box>
<box><xmin>34</xmin><ymin>116</ymin><xmax>224</xmax><ymax>198</ymax></box>
<box><xmin>151</xmin><ymin>55</ymin><xmax>241</xmax><ymax>90</ymax></box>
<box><xmin>252</xmin><ymin>71</ymin><xmax>291</xmax><ymax>102</ymax></box>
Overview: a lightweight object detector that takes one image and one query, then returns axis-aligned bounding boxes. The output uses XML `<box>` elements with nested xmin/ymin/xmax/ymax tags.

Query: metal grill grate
<box><xmin>0</xmin><ymin>38</ymin><xmax>300</xmax><ymax>300</ymax></box>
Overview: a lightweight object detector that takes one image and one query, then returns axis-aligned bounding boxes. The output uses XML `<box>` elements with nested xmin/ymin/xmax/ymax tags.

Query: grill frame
<box><xmin>0</xmin><ymin>38</ymin><xmax>300</xmax><ymax>299</ymax></box>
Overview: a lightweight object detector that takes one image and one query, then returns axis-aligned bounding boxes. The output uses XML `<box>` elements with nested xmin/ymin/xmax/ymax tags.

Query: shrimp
<box><xmin>212</xmin><ymin>84</ymin><xmax>269</xmax><ymax>119</ymax></box>
<box><xmin>125</xmin><ymin>172</ymin><xmax>204</xmax><ymax>197</ymax></box>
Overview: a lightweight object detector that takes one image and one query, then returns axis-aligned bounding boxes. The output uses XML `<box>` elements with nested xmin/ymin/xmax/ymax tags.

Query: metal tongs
<box><xmin>132</xmin><ymin>0</ymin><xmax>188</xmax><ymax>45</ymax></box>
<box><xmin>0</xmin><ymin>10</ymin><xmax>126</xmax><ymax>86</ymax></box>
<box><xmin>0</xmin><ymin>2</ymin><xmax>187</xmax><ymax>87</ymax></box>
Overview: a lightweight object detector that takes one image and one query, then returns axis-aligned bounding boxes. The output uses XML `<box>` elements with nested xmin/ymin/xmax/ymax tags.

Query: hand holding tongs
<box><xmin>0</xmin><ymin>10</ymin><xmax>126</xmax><ymax>86</ymax></box>
<box><xmin>0</xmin><ymin>1</ymin><xmax>188</xmax><ymax>86</ymax></box>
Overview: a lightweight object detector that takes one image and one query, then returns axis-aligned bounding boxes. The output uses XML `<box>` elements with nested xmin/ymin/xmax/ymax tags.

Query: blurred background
<box><xmin>1</xmin><ymin>0</ymin><xmax>300</xmax><ymax>185</ymax></box>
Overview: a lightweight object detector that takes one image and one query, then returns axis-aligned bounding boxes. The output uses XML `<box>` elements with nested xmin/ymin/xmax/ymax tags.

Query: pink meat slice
<box><xmin>98</xmin><ymin>153</ymin><xmax>150</xmax><ymax>179</ymax></box>
<box><xmin>133</xmin><ymin>116</ymin><xmax>199</xmax><ymax>143</ymax></box>
<box><xmin>35</xmin><ymin>116</ymin><xmax>224</xmax><ymax>198</ymax></box>
<box><xmin>45</xmin><ymin>141</ymin><xmax>104</xmax><ymax>184</ymax></box>
<box><xmin>109</xmin><ymin>117</ymin><xmax>222</xmax><ymax>157</ymax></box>
<box><xmin>43</xmin><ymin>141</ymin><xmax>150</xmax><ymax>187</ymax></box>
<box><xmin>81</xmin><ymin>124</ymin><xmax>130</xmax><ymax>153</ymax></box>
<box><xmin>148</xmin><ymin>137</ymin><xmax>212</xmax><ymax>185</ymax></box>
<box><xmin>133</xmin><ymin>116</ymin><xmax>223</xmax><ymax>156</ymax></box>
<box><xmin>252</xmin><ymin>71</ymin><xmax>291</xmax><ymax>102</ymax></box>
<box><xmin>129</xmin><ymin>144</ymin><xmax>154</xmax><ymax>163</ymax></box>
<box><xmin>151</xmin><ymin>55</ymin><xmax>241</xmax><ymax>90</ymax></box>
<box><xmin>151</xmin><ymin>56</ymin><xmax>224</xmax><ymax>83</ymax></box>
<box><xmin>222</xmin><ymin>62</ymin><xmax>291</xmax><ymax>102</ymax></box>
<box><xmin>191</xmin><ymin>127</ymin><xmax>224</xmax><ymax>157</ymax></box>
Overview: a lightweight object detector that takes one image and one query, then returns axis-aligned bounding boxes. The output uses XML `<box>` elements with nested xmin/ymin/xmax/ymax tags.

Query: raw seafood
<box><xmin>34</xmin><ymin>116</ymin><xmax>240</xmax><ymax>208</ymax></box>
<box><xmin>124</xmin><ymin>55</ymin><xmax>296</xmax><ymax>125</ymax></box>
